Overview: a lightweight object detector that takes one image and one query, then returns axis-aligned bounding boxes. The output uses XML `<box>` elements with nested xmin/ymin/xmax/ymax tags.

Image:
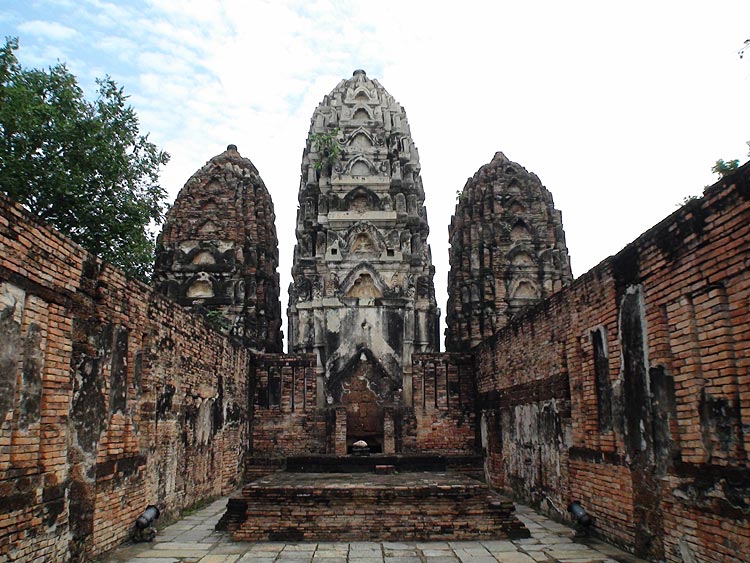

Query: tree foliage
<box><xmin>0</xmin><ymin>37</ymin><xmax>169</xmax><ymax>280</ymax></box>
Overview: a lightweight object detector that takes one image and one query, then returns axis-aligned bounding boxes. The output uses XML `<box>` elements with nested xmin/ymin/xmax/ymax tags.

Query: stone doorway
<box><xmin>341</xmin><ymin>362</ymin><xmax>383</xmax><ymax>453</ymax></box>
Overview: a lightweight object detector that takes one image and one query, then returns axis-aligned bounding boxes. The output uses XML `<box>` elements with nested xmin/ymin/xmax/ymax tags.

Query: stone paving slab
<box><xmin>102</xmin><ymin>497</ymin><xmax>647</xmax><ymax>563</ymax></box>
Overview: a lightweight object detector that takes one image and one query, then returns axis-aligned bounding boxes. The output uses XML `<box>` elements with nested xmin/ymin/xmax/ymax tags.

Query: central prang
<box><xmin>287</xmin><ymin>69</ymin><xmax>440</xmax><ymax>453</ymax></box>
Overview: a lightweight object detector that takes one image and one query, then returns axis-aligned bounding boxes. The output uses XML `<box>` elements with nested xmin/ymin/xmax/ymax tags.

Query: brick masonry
<box><xmin>0</xmin><ymin>195</ymin><xmax>250</xmax><ymax>562</ymax></box>
<box><xmin>407</xmin><ymin>353</ymin><xmax>477</xmax><ymax>454</ymax></box>
<box><xmin>472</xmin><ymin>164</ymin><xmax>750</xmax><ymax>562</ymax></box>
<box><xmin>249</xmin><ymin>352</ymin><xmax>327</xmax><ymax>456</ymax></box>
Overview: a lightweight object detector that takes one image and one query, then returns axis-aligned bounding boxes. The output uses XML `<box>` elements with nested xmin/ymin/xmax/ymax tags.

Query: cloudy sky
<box><xmin>5</xmin><ymin>1</ymin><xmax>750</xmax><ymax>349</ymax></box>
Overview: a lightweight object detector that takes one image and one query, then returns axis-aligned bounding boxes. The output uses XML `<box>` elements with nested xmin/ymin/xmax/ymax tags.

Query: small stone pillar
<box><xmin>383</xmin><ymin>407</ymin><xmax>395</xmax><ymax>454</ymax></box>
<box><xmin>334</xmin><ymin>406</ymin><xmax>347</xmax><ymax>455</ymax></box>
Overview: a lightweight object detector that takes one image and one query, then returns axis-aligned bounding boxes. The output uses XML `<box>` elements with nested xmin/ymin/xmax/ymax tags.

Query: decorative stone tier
<box><xmin>228</xmin><ymin>472</ymin><xmax>529</xmax><ymax>541</ymax></box>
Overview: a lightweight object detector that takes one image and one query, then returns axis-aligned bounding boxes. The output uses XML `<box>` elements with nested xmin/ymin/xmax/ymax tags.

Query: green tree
<box><xmin>0</xmin><ymin>37</ymin><xmax>169</xmax><ymax>280</ymax></box>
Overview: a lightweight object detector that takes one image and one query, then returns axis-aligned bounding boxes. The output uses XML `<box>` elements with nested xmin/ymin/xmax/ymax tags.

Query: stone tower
<box><xmin>445</xmin><ymin>152</ymin><xmax>572</xmax><ymax>351</ymax></box>
<box><xmin>154</xmin><ymin>145</ymin><xmax>283</xmax><ymax>352</ymax></box>
<box><xmin>287</xmin><ymin>70</ymin><xmax>440</xmax><ymax>448</ymax></box>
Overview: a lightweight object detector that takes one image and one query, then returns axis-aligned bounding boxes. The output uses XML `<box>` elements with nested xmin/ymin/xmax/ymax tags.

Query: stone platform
<box><xmin>223</xmin><ymin>471</ymin><xmax>530</xmax><ymax>542</ymax></box>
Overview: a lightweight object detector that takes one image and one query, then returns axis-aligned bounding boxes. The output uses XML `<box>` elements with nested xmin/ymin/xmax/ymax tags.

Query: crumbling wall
<box><xmin>0</xmin><ymin>195</ymin><xmax>250</xmax><ymax>562</ymax></box>
<box><xmin>476</xmin><ymin>165</ymin><xmax>750</xmax><ymax>562</ymax></box>
<box><xmin>475</xmin><ymin>302</ymin><xmax>573</xmax><ymax>506</ymax></box>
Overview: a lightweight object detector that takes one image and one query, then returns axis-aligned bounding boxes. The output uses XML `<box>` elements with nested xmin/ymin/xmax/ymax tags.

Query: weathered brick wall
<box><xmin>475</xmin><ymin>165</ymin><xmax>750</xmax><ymax>562</ymax></box>
<box><xmin>661</xmin><ymin>467</ymin><xmax>750</xmax><ymax>563</ymax></box>
<box><xmin>249</xmin><ymin>353</ymin><xmax>328</xmax><ymax>456</ymax></box>
<box><xmin>568</xmin><ymin>450</ymin><xmax>635</xmax><ymax>546</ymax></box>
<box><xmin>407</xmin><ymin>353</ymin><xmax>477</xmax><ymax>453</ymax></box>
<box><xmin>0</xmin><ymin>196</ymin><xmax>250</xmax><ymax>562</ymax></box>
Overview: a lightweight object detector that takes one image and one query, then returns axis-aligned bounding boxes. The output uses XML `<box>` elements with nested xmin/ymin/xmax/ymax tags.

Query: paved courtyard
<box><xmin>103</xmin><ymin>498</ymin><xmax>647</xmax><ymax>563</ymax></box>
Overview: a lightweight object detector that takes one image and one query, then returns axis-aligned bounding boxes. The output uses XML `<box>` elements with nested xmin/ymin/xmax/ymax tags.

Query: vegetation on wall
<box><xmin>310</xmin><ymin>128</ymin><xmax>340</xmax><ymax>174</ymax></box>
<box><xmin>712</xmin><ymin>158</ymin><xmax>740</xmax><ymax>177</ymax></box>
<box><xmin>0</xmin><ymin>37</ymin><xmax>169</xmax><ymax>280</ymax></box>
<box><xmin>712</xmin><ymin>141</ymin><xmax>749</xmax><ymax>178</ymax></box>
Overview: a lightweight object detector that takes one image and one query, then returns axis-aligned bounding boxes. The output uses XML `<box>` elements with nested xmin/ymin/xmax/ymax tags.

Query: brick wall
<box><xmin>249</xmin><ymin>353</ymin><xmax>328</xmax><ymax>456</ymax></box>
<box><xmin>0</xmin><ymin>196</ymin><xmax>250</xmax><ymax>562</ymax></box>
<box><xmin>408</xmin><ymin>353</ymin><xmax>477</xmax><ymax>453</ymax></box>
<box><xmin>475</xmin><ymin>165</ymin><xmax>750</xmax><ymax>561</ymax></box>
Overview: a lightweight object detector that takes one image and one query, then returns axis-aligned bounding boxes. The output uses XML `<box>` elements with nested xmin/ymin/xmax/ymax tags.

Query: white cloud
<box><xmin>18</xmin><ymin>20</ymin><xmax>78</xmax><ymax>41</ymax></box>
<box><xmin>96</xmin><ymin>36</ymin><xmax>139</xmax><ymax>59</ymax></box>
<box><xmin>82</xmin><ymin>0</ymin><xmax>137</xmax><ymax>27</ymax></box>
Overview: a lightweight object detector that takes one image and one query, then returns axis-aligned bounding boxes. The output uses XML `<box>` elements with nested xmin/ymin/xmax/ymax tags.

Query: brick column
<box><xmin>334</xmin><ymin>407</ymin><xmax>347</xmax><ymax>455</ymax></box>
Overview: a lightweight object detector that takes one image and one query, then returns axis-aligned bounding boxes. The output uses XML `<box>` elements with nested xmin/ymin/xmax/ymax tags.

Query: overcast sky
<box><xmin>5</xmin><ymin>1</ymin><xmax>750</xmax><ymax>349</ymax></box>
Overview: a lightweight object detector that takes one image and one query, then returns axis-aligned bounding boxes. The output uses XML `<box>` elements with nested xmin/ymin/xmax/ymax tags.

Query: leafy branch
<box><xmin>712</xmin><ymin>141</ymin><xmax>750</xmax><ymax>178</ymax></box>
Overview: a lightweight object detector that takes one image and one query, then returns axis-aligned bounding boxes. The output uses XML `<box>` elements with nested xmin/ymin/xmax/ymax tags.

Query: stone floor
<box><xmin>102</xmin><ymin>498</ymin><xmax>648</xmax><ymax>563</ymax></box>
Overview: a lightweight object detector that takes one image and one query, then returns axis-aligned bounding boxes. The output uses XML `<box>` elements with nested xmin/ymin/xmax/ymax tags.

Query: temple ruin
<box><xmin>1</xmin><ymin>70</ymin><xmax>749</xmax><ymax>563</ymax></box>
